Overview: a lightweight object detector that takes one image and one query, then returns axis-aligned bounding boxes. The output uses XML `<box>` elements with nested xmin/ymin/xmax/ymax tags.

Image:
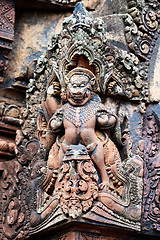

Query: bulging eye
<box><xmin>72</xmin><ymin>84</ymin><xmax>77</xmax><ymax>88</ymax></box>
<box><xmin>81</xmin><ymin>84</ymin><xmax>85</xmax><ymax>87</ymax></box>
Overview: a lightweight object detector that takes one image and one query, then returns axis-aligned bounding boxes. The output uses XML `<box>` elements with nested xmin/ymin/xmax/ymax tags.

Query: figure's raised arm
<box><xmin>44</xmin><ymin>108</ymin><xmax>63</xmax><ymax>151</ymax></box>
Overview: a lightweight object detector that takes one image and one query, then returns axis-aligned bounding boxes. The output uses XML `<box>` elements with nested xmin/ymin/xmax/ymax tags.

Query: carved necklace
<box><xmin>63</xmin><ymin>101</ymin><xmax>99</xmax><ymax>127</ymax></box>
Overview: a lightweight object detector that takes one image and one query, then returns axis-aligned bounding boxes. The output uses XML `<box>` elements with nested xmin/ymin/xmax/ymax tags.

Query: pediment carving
<box><xmin>1</xmin><ymin>3</ymin><xmax>143</xmax><ymax>239</ymax></box>
<box><xmin>33</xmin><ymin>4</ymin><xmax>143</xmax><ymax>101</ymax></box>
<box><xmin>4</xmin><ymin>1</ymin><xmax>160</xmax><ymax>239</ymax></box>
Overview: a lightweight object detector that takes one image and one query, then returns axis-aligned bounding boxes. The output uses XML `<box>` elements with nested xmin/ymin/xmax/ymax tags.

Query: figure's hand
<box><xmin>50</xmin><ymin>119</ymin><xmax>59</xmax><ymax>130</ymax></box>
<box><xmin>50</xmin><ymin>109</ymin><xmax>63</xmax><ymax>131</ymax></box>
<box><xmin>97</xmin><ymin>110</ymin><xmax>116</xmax><ymax>129</ymax></box>
<box><xmin>52</xmin><ymin>82</ymin><xmax>61</xmax><ymax>96</ymax></box>
<box><xmin>97</xmin><ymin>111</ymin><xmax>109</xmax><ymax>121</ymax></box>
<box><xmin>54</xmin><ymin>108</ymin><xmax>63</xmax><ymax>118</ymax></box>
<box><xmin>47</xmin><ymin>82</ymin><xmax>61</xmax><ymax>97</ymax></box>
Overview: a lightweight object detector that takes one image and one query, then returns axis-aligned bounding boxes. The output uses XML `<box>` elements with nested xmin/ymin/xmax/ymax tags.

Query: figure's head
<box><xmin>66</xmin><ymin>67</ymin><xmax>95</xmax><ymax>106</ymax></box>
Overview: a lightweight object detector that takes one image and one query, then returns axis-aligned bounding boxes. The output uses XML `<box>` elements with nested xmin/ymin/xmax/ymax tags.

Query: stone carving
<box><xmin>0</xmin><ymin>102</ymin><xmax>26</xmax><ymax>239</ymax></box>
<box><xmin>84</xmin><ymin>128</ymin><xmax>143</xmax><ymax>231</ymax></box>
<box><xmin>0</xmin><ymin>160</ymin><xmax>30</xmax><ymax>240</ymax></box>
<box><xmin>142</xmin><ymin>109</ymin><xmax>160</xmax><ymax>232</ymax></box>
<box><xmin>26</xmin><ymin>0</ymin><xmax>143</xmax><ymax>103</ymax></box>
<box><xmin>125</xmin><ymin>0</ymin><xmax>160</xmax><ymax>58</ymax></box>
<box><xmin>38</xmin><ymin>67</ymin><xmax>121</xmax><ymax>220</ymax></box>
<box><xmin>48</xmin><ymin>67</ymin><xmax>119</xmax><ymax>186</ymax></box>
<box><xmin>124</xmin><ymin>0</ymin><xmax>160</xmax><ymax>100</ymax></box>
<box><xmin>1</xmin><ymin>2</ymin><xmax>146</xmax><ymax>239</ymax></box>
<box><xmin>58</xmin><ymin>145</ymin><xmax>98</xmax><ymax>219</ymax></box>
<box><xmin>27</xmin><ymin>62</ymin><xmax>143</xmax><ymax>232</ymax></box>
<box><xmin>0</xmin><ymin>103</ymin><xmax>22</xmax><ymax>159</ymax></box>
<box><xmin>14</xmin><ymin>3</ymin><xmax>143</xmax><ymax>236</ymax></box>
<box><xmin>0</xmin><ymin>0</ymin><xmax>15</xmax><ymax>82</ymax></box>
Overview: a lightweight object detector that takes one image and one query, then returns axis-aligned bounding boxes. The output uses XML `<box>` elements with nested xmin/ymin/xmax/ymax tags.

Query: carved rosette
<box><xmin>58</xmin><ymin>145</ymin><xmax>98</xmax><ymax>219</ymax></box>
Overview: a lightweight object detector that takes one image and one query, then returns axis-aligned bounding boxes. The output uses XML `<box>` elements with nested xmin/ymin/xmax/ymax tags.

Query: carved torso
<box><xmin>62</xmin><ymin>100</ymin><xmax>98</xmax><ymax>146</ymax></box>
<box><xmin>63</xmin><ymin>100</ymin><xmax>101</xmax><ymax>127</ymax></box>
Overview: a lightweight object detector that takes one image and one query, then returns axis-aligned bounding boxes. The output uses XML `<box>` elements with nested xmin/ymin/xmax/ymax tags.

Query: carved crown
<box><xmin>31</xmin><ymin>2</ymin><xmax>147</xmax><ymax>108</ymax></box>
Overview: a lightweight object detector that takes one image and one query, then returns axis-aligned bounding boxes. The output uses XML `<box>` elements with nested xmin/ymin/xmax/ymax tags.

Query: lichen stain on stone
<box><xmin>7</xmin><ymin>12</ymin><xmax>68</xmax><ymax>80</ymax></box>
<box><xmin>83</xmin><ymin>0</ymin><xmax>104</xmax><ymax>10</ymax></box>
<box><xmin>55</xmin><ymin>15</ymin><xmax>67</xmax><ymax>34</ymax></box>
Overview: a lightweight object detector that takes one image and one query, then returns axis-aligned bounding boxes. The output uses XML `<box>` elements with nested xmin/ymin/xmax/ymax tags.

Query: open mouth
<box><xmin>71</xmin><ymin>94</ymin><xmax>84</xmax><ymax>101</ymax></box>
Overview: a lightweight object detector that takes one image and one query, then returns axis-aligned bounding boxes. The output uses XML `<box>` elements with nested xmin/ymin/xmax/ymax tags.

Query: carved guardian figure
<box><xmin>12</xmin><ymin>2</ymin><xmax>143</xmax><ymax>236</ymax></box>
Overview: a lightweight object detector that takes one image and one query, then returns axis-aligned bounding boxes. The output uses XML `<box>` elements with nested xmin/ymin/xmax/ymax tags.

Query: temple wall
<box><xmin>6</xmin><ymin>0</ymin><xmax>129</xmax><ymax>82</ymax></box>
<box><xmin>0</xmin><ymin>0</ymin><xmax>160</xmax><ymax>239</ymax></box>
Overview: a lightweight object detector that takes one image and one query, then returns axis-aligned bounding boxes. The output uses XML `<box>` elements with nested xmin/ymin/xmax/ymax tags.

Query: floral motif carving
<box><xmin>0</xmin><ymin>0</ymin><xmax>15</xmax><ymax>40</ymax></box>
<box><xmin>124</xmin><ymin>0</ymin><xmax>160</xmax><ymax>100</ymax></box>
<box><xmin>0</xmin><ymin>161</ymin><xmax>30</xmax><ymax>239</ymax></box>
<box><xmin>125</xmin><ymin>0</ymin><xmax>160</xmax><ymax>58</ymax></box>
<box><xmin>142</xmin><ymin>109</ymin><xmax>160</xmax><ymax>232</ymax></box>
<box><xmin>0</xmin><ymin>103</ymin><xmax>21</xmax><ymax>159</ymax></box>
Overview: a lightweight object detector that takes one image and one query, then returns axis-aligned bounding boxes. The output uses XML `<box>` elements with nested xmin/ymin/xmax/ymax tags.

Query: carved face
<box><xmin>67</xmin><ymin>74</ymin><xmax>91</xmax><ymax>106</ymax></box>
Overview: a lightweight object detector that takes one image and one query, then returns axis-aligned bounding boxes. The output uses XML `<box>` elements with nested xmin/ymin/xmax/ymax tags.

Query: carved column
<box><xmin>0</xmin><ymin>0</ymin><xmax>15</xmax><ymax>82</ymax></box>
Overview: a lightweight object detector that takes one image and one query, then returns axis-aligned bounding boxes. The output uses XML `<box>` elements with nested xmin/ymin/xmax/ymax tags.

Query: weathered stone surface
<box><xmin>6</xmin><ymin>0</ymin><xmax>129</xmax><ymax>83</ymax></box>
<box><xmin>96</xmin><ymin>0</ymin><xmax>128</xmax><ymax>15</ymax></box>
<box><xmin>15</xmin><ymin>0</ymin><xmax>105</xmax><ymax>10</ymax></box>
<box><xmin>6</xmin><ymin>11</ymin><xmax>68</xmax><ymax>81</ymax></box>
<box><xmin>1</xmin><ymin>0</ymin><xmax>160</xmax><ymax>240</ymax></box>
<box><xmin>83</xmin><ymin>0</ymin><xmax>105</xmax><ymax>10</ymax></box>
<box><xmin>6</xmin><ymin>4</ymin><xmax>144</xmax><ymax>240</ymax></box>
<box><xmin>96</xmin><ymin>15</ymin><xmax>128</xmax><ymax>50</ymax></box>
<box><xmin>149</xmin><ymin>38</ymin><xmax>160</xmax><ymax>102</ymax></box>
